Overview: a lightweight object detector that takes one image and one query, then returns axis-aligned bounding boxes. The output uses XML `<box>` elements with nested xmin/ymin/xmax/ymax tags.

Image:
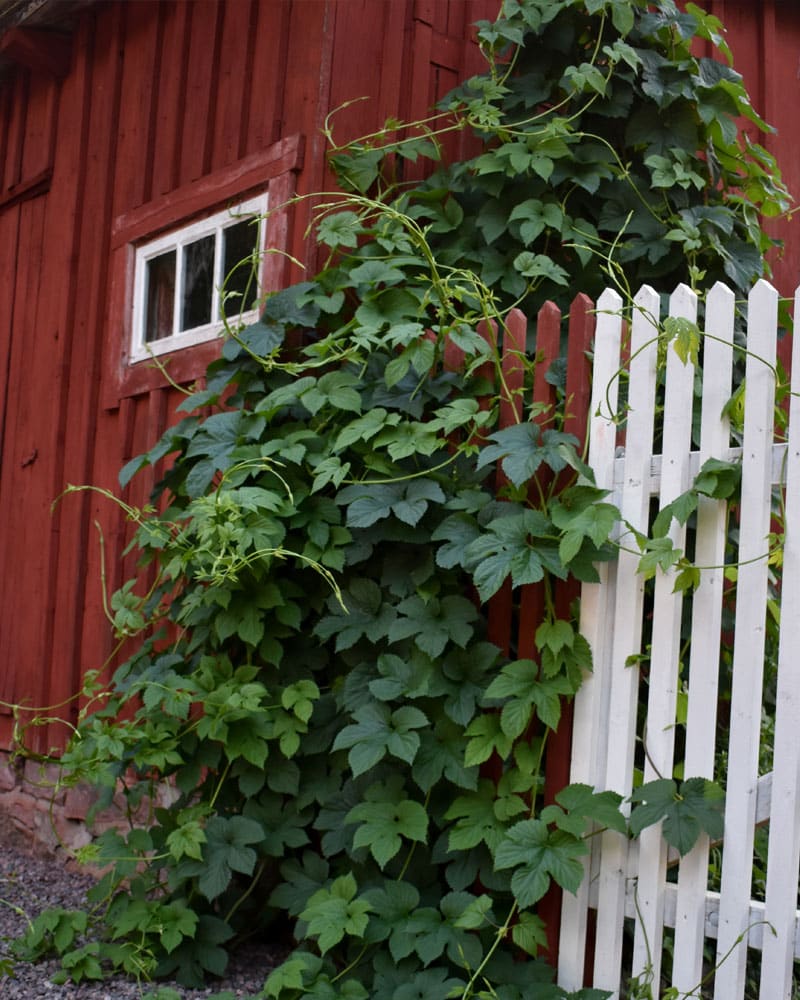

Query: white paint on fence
<box><xmin>558</xmin><ymin>281</ymin><xmax>799</xmax><ymax>1000</ymax></box>
<box><xmin>759</xmin><ymin>284</ymin><xmax>800</xmax><ymax>999</ymax></box>
<box><xmin>672</xmin><ymin>281</ymin><xmax>734</xmax><ymax>994</ymax></box>
<box><xmin>558</xmin><ymin>288</ymin><xmax>623</xmax><ymax>991</ymax></box>
<box><xmin>594</xmin><ymin>285</ymin><xmax>660</xmax><ymax>991</ymax></box>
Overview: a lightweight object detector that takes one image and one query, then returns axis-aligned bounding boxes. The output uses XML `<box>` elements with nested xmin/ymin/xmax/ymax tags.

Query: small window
<box><xmin>130</xmin><ymin>194</ymin><xmax>267</xmax><ymax>363</ymax></box>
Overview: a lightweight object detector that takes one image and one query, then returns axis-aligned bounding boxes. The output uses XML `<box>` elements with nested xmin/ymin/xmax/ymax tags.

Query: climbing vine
<box><xmin>4</xmin><ymin>1</ymin><xmax>791</xmax><ymax>998</ymax></box>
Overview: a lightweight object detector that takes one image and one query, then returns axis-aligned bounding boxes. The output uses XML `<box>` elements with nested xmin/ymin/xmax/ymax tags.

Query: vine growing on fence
<box><xmin>3</xmin><ymin>0</ymin><xmax>791</xmax><ymax>997</ymax></box>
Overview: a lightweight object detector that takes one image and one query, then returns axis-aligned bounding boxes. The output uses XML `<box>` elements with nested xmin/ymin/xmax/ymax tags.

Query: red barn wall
<box><xmin>1</xmin><ymin>0</ymin><xmax>799</xmax><ymax>751</ymax></box>
<box><xmin>705</xmin><ymin>0</ymin><xmax>800</xmax><ymax>296</ymax></box>
<box><xmin>0</xmin><ymin>0</ymin><xmax>495</xmax><ymax>749</ymax></box>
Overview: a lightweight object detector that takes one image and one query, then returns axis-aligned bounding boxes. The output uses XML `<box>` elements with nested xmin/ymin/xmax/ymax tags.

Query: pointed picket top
<box><xmin>670</xmin><ymin>281</ymin><xmax>697</xmax><ymax>308</ymax></box>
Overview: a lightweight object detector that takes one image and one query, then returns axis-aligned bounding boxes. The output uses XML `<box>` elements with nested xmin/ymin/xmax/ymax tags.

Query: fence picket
<box><xmin>713</xmin><ymin>280</ymin><xmax>777</xmax><ymax>999</ymax></box>
<box><xmin>557</xmin><ymin>280</ymin><xmax>800</xmax><ymax>1000</ymax></box>
<box><xmin>759</xmin><ymin>284</ymin><xmax>800</xmax><ymax>998</ymax></box>
<box><xmin>672</xmin><ymin>281</ymin><xmax>735</xmax><ymax>992</ymax></box>
<box><xmin>593</xmin><ymin>285</ymin><xmax>660</xmax><ymax>990</ymax></box>
<box><xmin>632</xmin><ymin>284</ymin><xmax>698</xmax><ymax>985</ymax></box>
<box><xmin>558</xmin><ymin>288</ymin><xmax>623</xmax><ymax>991</ymax></box>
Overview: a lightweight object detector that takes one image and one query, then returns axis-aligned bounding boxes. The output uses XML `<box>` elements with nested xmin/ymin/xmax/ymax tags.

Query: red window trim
<box><xmin>102</xmin><ymin>133</ymin><xmax>304</xmax><ymax>409</ymax></box>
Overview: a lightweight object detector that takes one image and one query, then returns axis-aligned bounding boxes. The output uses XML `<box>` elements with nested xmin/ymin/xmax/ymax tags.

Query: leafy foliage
<box><xmin>10</xmin><ymin>0</ymin><xmax>786</xmax><ymax>996</ymax></box>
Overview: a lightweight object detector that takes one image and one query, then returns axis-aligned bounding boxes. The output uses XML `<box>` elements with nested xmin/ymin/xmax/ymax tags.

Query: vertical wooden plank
<box><xmin>281</xmin><ymin>0</ymin><xmax>332</xmax><ymax>273</ymax></box>
<box><xmin>46</xmin><ymin>5</ymin><xmax>124</xmax><ymax>726</ymax></box>
<box><xmin>760</xmin><ymin>284</ymin><xmax>800</xmax><ymax>999</ymax></box>
<box><xmin>631</xmin><ymin>285</ymin><xmax>697</xmax><ymax>985</ymax></box>
<box><xmin>115</xmin><ymin>0</ymin><xmax>162</xmax><ymax>211</ymax></box>
<box><xmin>0</xmin><ymin>205</ymin><xmax>21</xmax><ymax>727</ymax></box>
<box><xmin>672</xmin><ymin>282</ymin><xmax>734</xmax><ymax>992</ymax></box>
<box><xmin>19</xmin><ymin>74</ymin><xmax>56</xmax><ymax>178</ymax></box>
<box><xmin>149</xmin><ymin>0</ymin><xmax>191</xmax><ymax>198</ymax></box>
<box><xmin>177</xmin><ymin>0</ymin><xmax>224</xmax><ymax>185</ymax></box>
<box><xmin>499</xmin><ymin>308</ymin><xmax>526</xmax><ymax>427</ymax></box>
<box><xmin>2</xmin><ymin>70</ymin><xmax>28</xmax><ymax>191</ymax></box>
<box><xmin>0</xmin><ymin>196</ymin><xmax>51</xmax><ymax>721</ymax></box>
<box><xmin>558</xmin><ymin>288</ymin><xmax>623</xmax><ymax>991</ymax></box>
<box><xmin>209</xmin><ymin>0</ymin><xmax>257</xmax><ymax>172</ymax></box>
<box><xmin>0</xmin><ymin>77</ymin><xmax>13</xmax><ymax>184</ymax></box>
<box><xmin>593</xmin><ymin>285</ymin><xmax>660</xmax><ymax>991</ymax></box>
<box><xmin>376</xmin><ymin>0</ymin><xmax>414</xmax><ymax>129</ymax></box>
<box><xmin>714</xmin><ymin>280</ymin><xmax>777</xmax><ymax>999</ymax></box>
<box><xmin>243</xmin><ymin>0</ymin><xmax>291</xmax><ymax>153</ymax></box>
<box><xmin>0</xmin><ymin>205</ymin><xmax>21</xmax><ymax>463</ymax></box>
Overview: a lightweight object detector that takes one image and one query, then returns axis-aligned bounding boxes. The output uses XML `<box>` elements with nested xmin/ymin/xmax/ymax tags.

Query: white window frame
<box><xmin>129</xmin><ymin>193</ymin><xmax>268</xmax><ymax>364</ymax></box>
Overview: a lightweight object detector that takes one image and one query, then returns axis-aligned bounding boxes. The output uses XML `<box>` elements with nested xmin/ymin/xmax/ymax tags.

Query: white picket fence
<box><xmin>557</xmin><ymin>281</ymin><xmax>800</xmax><ymax>999</ymax></box>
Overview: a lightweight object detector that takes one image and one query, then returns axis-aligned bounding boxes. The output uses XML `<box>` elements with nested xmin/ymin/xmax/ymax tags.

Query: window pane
<box><xmin>144</xmin><ymin>250</ymin><xmax>176</xmax><ymax>343</ymax></box>
<box><xmin>180</xmin><ymin>235</ymin><xmax>215</xmax><ymax>331</ymax></box>
<box><xmin>222</xmin><ymin>218</ymin><xmax>259</xmax><ymax>319</ymax></box>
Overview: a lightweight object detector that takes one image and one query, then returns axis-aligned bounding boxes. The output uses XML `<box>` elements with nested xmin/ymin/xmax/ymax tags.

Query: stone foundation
<box><xmin>0</xmin><ymin>751</ymin><xmax>173</xmax><ymax>859</ymax></box>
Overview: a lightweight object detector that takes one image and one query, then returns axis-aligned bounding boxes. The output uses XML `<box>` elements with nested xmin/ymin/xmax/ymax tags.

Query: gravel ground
<box><xmin>0</xmin><ymin>815</ymin><xmax>288</xmax><ymax>1000</ymax></box>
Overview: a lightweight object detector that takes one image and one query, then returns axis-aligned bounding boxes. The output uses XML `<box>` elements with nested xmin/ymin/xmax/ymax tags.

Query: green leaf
<box><xmin>485</xmin><ymin>659</ymin><xmax>573</xmax><ymax>732</ymax></box>
<box><xmin>494</xmin><ymin>819</ymin><xmax>587</xmax><ymax>906</ymax></box>
<box><xmin>463</xmin><ymin>713</ymin><xmax>513</xmax><ymax>767</ymax></box>
<box><xmin>445</xmin><ymin>779</ymin><xmax>510</xmax><ymax>853</ymax></box>
<box><xmin>477</xmin><ymin>425</ymin><xmax>580</xmax><ymax>488</ymax></box>
<box><xmin>347</xmin><ymin>778</ymin><xmax>429</xmax><ymax>868</ymax></box>
<box><xmin>166</xmin><ymin>821</ymin><xmax>207</xmax><ymax>862</ymax></box>
<box><xmin>317</xmin><ymin>211</ymin><xmax>362</xmax><ymax>248</ymax></box>
<box><xmin>512</xmin><ymin>911</ymin><xmax>548</xmax><ymax>957</ymax></box>
<box><xmin>548</xmin><ymin>783</ymin><xmax>626</xmax><ymax>837</ymax></box>
<box><xmin>629</xmin><ymin>778</ymin><xmax>724</xmax><ymax>855</ymax></box>
<box><xmin>664</xmin><ymin>315</ymin><xmax>701</xmax><ymax>366</ymax></box>
<box><xmin>263</xmin><ymin>952</ymin><xmax>324</xmax><ymax>998</ymax></box>
<box><xmin>389</xmin><ymin>594</ymin><xmax>477</xmax><ymax>658</ymax></box>
<box><xmin>513</xmin><ymin>252</ymin><xmax>569</xmax><ymax>285</ymax></box>
<box><xmin>693</xmin><ymin>457</ymin><xmax>741</xmax><ymax>499</ymax></box>
<box><xmin>299</xmin><ymin>874</ymin><xmax>373</xmax><ymax>954</ymax></box>
<box><xmin>332</xmin><ymin>702</ymin><xmax>428</xmax><ymax>776</ymax></box>
<box><xmin>190</xmin><ymin>815</ymin><xmax>264</xmax><ymax>901</ymax></box>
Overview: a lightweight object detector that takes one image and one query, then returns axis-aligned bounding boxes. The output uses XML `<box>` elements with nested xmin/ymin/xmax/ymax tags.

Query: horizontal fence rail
<box><xmin>557</xmin><ymin>281</ymin><xmax>800</xmax><ymax>1000</ymax></box>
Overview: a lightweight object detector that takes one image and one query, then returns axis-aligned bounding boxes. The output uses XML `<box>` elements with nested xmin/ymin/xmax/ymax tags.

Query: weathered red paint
<box><xmin>0</xmin><ymin>0</ymin><xmax>496</xmax><ymax>748</ymax></box>
<box><xmin>0</xmin><ymin>0</ymin><xmax>796</xmax><ymax>861</ymax></box>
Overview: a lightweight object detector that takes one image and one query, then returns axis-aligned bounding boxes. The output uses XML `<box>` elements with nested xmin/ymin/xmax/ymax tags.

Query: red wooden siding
<box><xmin>0</xmin><ymin>0</ymin><xmax>495</xmax><ymax>748</ymax></box>
<box><xmin>1</xmin><ymin>0</ymin><xmax>799</xmax><ymax>754</ymax></box>
<box><xmin>705</xmin><ymin>0</ymin><xmax>800</xmax><ymax>299</ymax></box>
